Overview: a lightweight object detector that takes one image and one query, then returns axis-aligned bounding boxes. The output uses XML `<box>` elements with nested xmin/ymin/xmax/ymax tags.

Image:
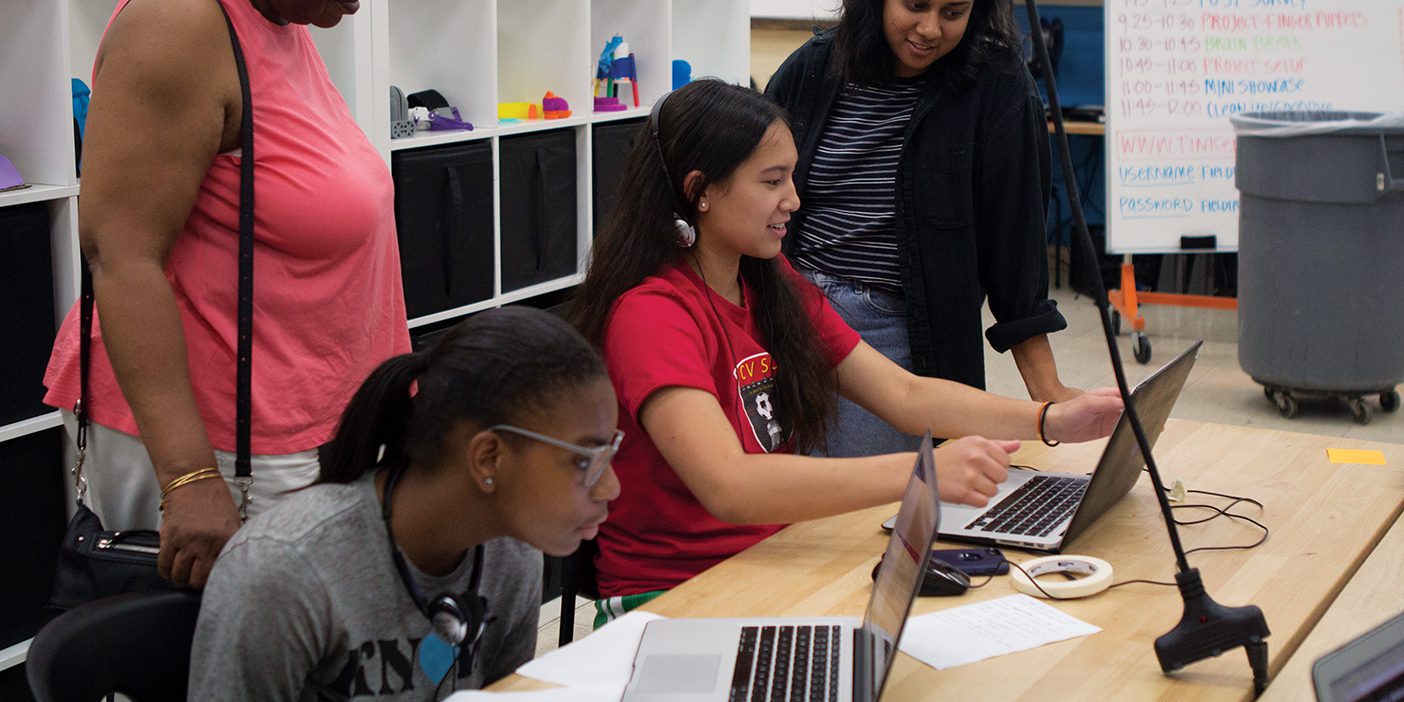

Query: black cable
<box><xmin>1002</xmin><ymin>485</ymin><xmax>1267</xmax><ymax>594</ymax></box>
<box><xmin>434</xmin><ymin>658</ymin><xmax>458</xmax><ymax>697</ymax></box>
<box><xmin>1176</xmin><ymin>505</ymin><xmax>1270</xmax><ymax>555</ymax></box>
<box><xmin>1006</xmin><ymin>559</ymin><xmax>1060</xmax><ymax>599</ymax></box>
<box><xmin>966</xmin><ymin>573</ymin><xmax>997</xmax><ymax>589</ymax></box>
<box><xmin>1011</xmin><ymin>558</ymin><xmax>1179</xmax><ymax>597</ymax></box>
<box><xmin>1173</xmin><ymin>499</ymin><xmax>1262</xmax><ymax>526</ymax></box>
<box><xmin>1109</xmin><ymin>579</ymin><xmax>1177</xmax><ymax>589</ymax></box>
<box><xmin>1144</xmin><ymin>476</ymin><xmax>1271</xmax><ymax>552</ymax></box>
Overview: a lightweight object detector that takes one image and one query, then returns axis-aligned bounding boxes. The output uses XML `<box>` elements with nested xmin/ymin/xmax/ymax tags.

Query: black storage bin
<box><xmin>500</xmin><ymin>129</ymin><xmax>578</xmax><ymax>292</ymax></box>
<box><xmin>592</xmin><ymin>118</ymin><xmax>646</xmax><ymax>229</ymax></box>
<box><xmin>0</xmin><ymin>203</ymin><xmax>57</xmax><ymax>426</ymax></box>
<box><xmin>392</xmin><ymin>141</ymin><xmax>495</xmax><ymax>319</ymax></box>
<box><xmin>0</xmin><ymin>428</ymin><xmax>65</xmax><ymax>649</ymax></box>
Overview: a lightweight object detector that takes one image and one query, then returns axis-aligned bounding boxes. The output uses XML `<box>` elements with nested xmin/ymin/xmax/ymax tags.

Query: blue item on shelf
<box><xmin>672</xmin><ymin>59</ymin><xmax>692</xmax><ymax>90</ymax></box>
<box><xmin>596</xmin><ymin>35</ymin><xmax>625</xmax><ymax>80</ymax></box>
<box><xmin>611</xmin><ymin>54</ymin><xmax>636</xmax><ymax>81</ymax></box>
<box><xmin>72</xmin><ymin>79</ymin><xmax>91</xmax><ymax>141</ymax></box>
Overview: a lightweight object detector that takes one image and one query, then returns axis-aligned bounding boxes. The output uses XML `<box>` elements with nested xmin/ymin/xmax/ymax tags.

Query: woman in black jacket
<box><xmin>766</xmin><ymin>0</ymin><xmax>1080</xmax><ymax>458</ymax></box>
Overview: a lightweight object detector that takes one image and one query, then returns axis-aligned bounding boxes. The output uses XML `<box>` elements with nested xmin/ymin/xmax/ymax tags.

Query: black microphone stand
<box><xmin>1020</xmin><ymin>1</ymin><xmax>1271</xmax><ymax>695</ymax></box>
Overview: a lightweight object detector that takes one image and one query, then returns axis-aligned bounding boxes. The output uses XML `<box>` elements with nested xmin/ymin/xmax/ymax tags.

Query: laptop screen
<box><xmin>1061</xmin><ymin>340</ymin><xmax>1202</xmax><ymax>547</ymax></box>
<box><xmin>1314</xmin><ymin>611</ymin><xmax>1404</xmax><ymax>702</ymax></box>
<box><xmin>857</xmin><ymin>434</ymin><xmax>940</xmax><ymax>701</ymax></box>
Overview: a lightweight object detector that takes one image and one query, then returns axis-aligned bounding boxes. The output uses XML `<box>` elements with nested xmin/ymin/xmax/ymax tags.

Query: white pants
<box><xmin>61</xmin><ymin>412</ymin><xmax>321</xmax><ymax>530</ymax></box>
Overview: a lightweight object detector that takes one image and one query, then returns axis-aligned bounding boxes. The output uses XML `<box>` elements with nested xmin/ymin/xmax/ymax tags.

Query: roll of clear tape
<box><xmin>1010</xmin><ymin>555</ymin><xmax>1113</xmax><ymax>599</ymax></box>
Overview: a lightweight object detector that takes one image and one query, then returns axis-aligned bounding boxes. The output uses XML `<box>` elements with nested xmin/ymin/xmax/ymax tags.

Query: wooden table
<box><xmin>493</xmin><ymin>419</ymin><xmax>1404</xmax><ymax>699</ymax></box>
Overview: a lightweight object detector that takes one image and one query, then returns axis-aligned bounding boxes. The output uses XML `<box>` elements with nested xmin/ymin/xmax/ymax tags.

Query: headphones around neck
<box><xmin>382</xmin><ymin>467</ymin><xmax>490</xmax><ymax>680</ymax></box>
<box><xmin>650</xmin><ymin>92</ymin><xmax>698</xmax><ymax>248</ymax></box>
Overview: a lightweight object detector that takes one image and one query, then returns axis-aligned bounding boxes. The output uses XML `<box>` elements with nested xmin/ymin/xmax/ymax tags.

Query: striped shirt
<box><xmin>794</xmin><ymin>76</ymin><xmax>926</xmax><ymax>291</ymax></box>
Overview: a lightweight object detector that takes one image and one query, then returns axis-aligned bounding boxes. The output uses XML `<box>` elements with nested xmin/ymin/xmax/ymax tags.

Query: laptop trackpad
<box><xmin>635</xmin><ymin>654</ymin><xmax>721</xmax><ymax>693</ymax></box>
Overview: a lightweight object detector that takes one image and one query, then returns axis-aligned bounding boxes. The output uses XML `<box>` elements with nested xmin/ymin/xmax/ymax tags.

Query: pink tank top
<box><xmin>44</xmin><ymin>0</ymin><xmax>410</xmax><ymax>454</ymax></box>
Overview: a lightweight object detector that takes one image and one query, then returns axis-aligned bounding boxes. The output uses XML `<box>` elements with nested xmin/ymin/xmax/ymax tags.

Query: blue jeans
<box><xmin>802</xmin><ymin>269</ymin><xmax>923</xmax><ymax>458</ymax></box>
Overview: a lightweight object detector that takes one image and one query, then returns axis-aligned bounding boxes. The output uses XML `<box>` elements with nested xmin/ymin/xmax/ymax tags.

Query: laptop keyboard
<box><xmin>966</xmin><ymin>475</ymin><xmax>1087</xmax><ymax>537</ymax></box>
<box><xmin>729</xmin><ymin>624</ymin><xmax>841</xmax><ymax>701</ymax></box>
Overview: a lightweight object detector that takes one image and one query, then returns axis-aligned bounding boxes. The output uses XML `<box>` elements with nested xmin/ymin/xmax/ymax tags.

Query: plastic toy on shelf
<box><xmin>405</xmin><ymin>88</ymin><xmax>472</xmax><ymax>132</ymax></box>
<box><xmin>542</xmin><ymin>91</ymin><xmax>571</xmax><ymax>119</ymax></box>
<box><xmin>0</xmin><ymin>154</ymin><xmax>28</xmax><ymax>192</ymax></box>
<box><xmin>672</xmin><ymin>59</ymin><xmax>692</xmax><ymax>90</ymax></box>
<box><xmin>498</xmin><ymin>101</ymin><xmax>540</xmax><ymax>124</ymax></box>
<box><xmin>594</xmin><ymin>34</ymin><xmax>639</xmax><ymax>110</ymax></box>
<box><xmin>593</xmin><ymin>96</ymin><xmax>627</xmax><ymax>112</ymax></box>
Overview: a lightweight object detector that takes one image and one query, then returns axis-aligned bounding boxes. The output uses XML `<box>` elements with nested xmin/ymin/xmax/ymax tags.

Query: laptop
<box><xmin>621</xmin><ymin>433</ymin><xmax>941</xmax><ymax>702</ymax></box>
<box><xmin>1312</xmin><ymin>611</ymin><xmax>1404</xmax><ymax>702</ymax></box>
<box><xmin>930</xmin><ymin>340</ymin><xmax>1202</xmax><ymax>553</ymax></box>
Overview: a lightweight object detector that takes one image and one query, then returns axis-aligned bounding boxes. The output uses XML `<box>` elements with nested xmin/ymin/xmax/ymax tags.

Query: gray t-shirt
<box><xmin>188</xmin><ymin>474</ymin><xmax>542</xmax><ymax>701</ymax></box>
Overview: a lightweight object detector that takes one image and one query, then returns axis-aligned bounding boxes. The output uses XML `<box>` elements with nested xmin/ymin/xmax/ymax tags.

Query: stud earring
<box><xmin>483</xmin><ymin>477</ymin><xmax>495</xmax><ymax>489</ymax></box>
<box><xmin>699</xmin><ymin>201</ymin><xmax>708</xmax><ymax>212</ymax></box>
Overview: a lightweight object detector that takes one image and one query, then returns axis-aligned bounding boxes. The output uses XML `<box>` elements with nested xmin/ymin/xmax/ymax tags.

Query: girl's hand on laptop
<box><xmin>935</xmin><ymin>437</ymin><xmax>1020</xmax><ymax>507</ymax></box>
<box><xmin>1044</xmin><ymin>387</ymin><xmax>1125</xmax><ymax>443</ymax></box>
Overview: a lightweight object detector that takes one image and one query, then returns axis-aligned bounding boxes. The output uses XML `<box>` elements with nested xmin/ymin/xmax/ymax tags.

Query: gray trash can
<box><xmin>1231</xmin><ymin>111</ymin><xmax>1404</xmax><ymax>424</ymax></box>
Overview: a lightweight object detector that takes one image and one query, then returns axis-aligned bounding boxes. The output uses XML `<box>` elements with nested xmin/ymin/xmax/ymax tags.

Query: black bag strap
<box><xmin>74</xmin><ymin>254</ymin><xmax>94</xmax><ymax>505</ymax></box>
<box><xmin>76</xmin><ymin>2</ymin><xmax>256</xmax><ymax>517</ymax></box>
<box><xmin>226</xmin><ymin>2</ymin><xmax>255</xmax><ymax>489</ymax></box>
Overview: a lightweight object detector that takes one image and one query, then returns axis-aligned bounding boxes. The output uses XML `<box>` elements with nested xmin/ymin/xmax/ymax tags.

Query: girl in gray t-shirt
<box><xmin>190</xmin><ymin>307</ymin><xmax>622</xmax><ymax>700</ymax></box>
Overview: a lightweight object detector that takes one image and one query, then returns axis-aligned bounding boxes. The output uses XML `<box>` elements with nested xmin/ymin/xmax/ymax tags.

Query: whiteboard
<box><xmin>750</xmin><ymin>0</ymin><xmax>840</xmax><ymax>20</ymax></box>
<box><xmin>1104</xmin><ymin>0</ymin><xmax>1404</xmax><ymax>253</ymax></box>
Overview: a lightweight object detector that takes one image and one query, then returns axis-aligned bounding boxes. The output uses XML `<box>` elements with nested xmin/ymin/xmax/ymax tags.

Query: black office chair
<box><xmin>28</xmin><ymin>590</ymin><xmax>203</xmax><ymax>702</ymax></box>
<box><xmin>557</xmin><ymin>538</ymin><xmax>599</xmax><ymax>646</ymax></box>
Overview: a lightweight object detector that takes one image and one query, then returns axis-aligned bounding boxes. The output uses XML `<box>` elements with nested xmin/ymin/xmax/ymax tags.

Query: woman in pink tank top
<box><xmin>43</xmin><ymin>0</ymin><xmax>409</xmax><ymax>589</ymax></box>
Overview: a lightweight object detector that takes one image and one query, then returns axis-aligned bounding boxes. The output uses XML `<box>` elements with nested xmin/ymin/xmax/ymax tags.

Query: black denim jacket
<box><xmin>767</xmin><ymin>30</ymin><xmax>1065</xmax><ymax>390</ymax></box>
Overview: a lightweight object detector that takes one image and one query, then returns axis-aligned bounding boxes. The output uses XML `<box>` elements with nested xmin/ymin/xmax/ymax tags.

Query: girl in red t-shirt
<box><xmin>570</xmin><ymin>79</ymin><xmax>1123</xmax><ymax>617</ymax></box>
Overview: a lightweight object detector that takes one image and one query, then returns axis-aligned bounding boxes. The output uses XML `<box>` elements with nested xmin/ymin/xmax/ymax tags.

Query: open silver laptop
<box><xmin>930</xmin><ymin>340</ymin><xmax>1201</xmax><ymax>553</ymax></box>
<box><xmin>622</xmin><ymin>433</ymin><xmax>941</xmax><ymax>702</ymax></box>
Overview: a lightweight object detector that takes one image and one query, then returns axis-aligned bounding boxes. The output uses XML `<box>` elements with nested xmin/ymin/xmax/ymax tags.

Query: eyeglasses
<box><xmin>488</xmin><ymin>425</ymin><xmax>624</xmax><ymax>487</ymax></box>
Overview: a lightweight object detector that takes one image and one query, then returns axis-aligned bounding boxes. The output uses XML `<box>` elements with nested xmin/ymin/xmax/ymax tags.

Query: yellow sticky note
<box><xmin>1327</xmin><ymin>448</ymin><xmax>1388</xmax><ymax>465</ymax></box>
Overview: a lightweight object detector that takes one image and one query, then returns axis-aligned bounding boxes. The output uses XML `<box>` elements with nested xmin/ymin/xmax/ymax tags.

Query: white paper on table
<box><xmin>899</xmin><ymin>594</ymin><xmax>1100</xmax><ymax>670</ymax></box>
<box><xmin>514</xmin><ymin>610</ymin><xmax>665</xmax><ymax>696</ymax></box>
<box><xmin>444</xmin><ymin>687</ymin><xmax>617</xmax><ymax>702</ymax></box>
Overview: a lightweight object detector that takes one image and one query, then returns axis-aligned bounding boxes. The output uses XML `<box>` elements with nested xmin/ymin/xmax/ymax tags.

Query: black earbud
<box><xmin>383</xmin><ymin>467</ymin><xmax>490</xmax><ymax>679</ymax></box>
<box><xmin>650</xmin><ymin>92</ymin><xmax>699</xmax><ymax>248</ymax></box>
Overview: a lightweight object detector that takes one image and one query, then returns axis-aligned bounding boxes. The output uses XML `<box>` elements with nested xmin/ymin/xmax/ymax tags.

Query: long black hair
<box><xmin>569</xmin><ymin>79</ymin><xmax>837</xmax><ymax>453</ymax></box>
<box><xmin>319</xmin><ymin>307</ymin><xmax>607</xmax><ymax>483</ymax></box>
<box><xmin>833</xmin><ymin>0</ymin><xmax>1022</xmax><ymax>90</ymax></box>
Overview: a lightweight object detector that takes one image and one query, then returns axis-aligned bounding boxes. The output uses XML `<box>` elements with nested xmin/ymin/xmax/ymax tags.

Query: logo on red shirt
<box><xmin>734</xmin><ymin>352</ymin><xmax>790</xmax><ymax>453</ymax></box>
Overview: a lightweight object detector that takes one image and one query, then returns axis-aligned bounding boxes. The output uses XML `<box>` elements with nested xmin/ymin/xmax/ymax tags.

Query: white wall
<box><xmin>750</xmin><ymin>0</ymin><xmax>840</xmax><ymax>21</ymax></box>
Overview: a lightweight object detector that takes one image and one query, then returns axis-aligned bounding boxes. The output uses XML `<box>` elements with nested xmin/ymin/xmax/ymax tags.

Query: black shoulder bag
<box><xmin>48</xmin><ymin>4</ymin><xmax>256</xmax><ymax>612</ymax></box>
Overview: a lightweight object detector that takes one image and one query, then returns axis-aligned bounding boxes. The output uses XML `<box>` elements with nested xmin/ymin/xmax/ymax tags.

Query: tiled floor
<box><xmin>535</xmin><ymin>282</ymin><xmax>1401</xmax><ymax>656</ymax></box>
<box><xmin>536</xmin><ymin>596</ymin><xmax>596</xmax><ymax>657</ymax></box>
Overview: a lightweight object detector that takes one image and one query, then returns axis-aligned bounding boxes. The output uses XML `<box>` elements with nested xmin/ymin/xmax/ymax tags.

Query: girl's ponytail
<box><xmin>320</xmin><ymin>307</ymin><xmax>606</xmax><ymax>483</ymax></box>
<box><xmin>318</xmin><ymin>352</ymin><xmax>425</xmax><ymax>484</ymax></box>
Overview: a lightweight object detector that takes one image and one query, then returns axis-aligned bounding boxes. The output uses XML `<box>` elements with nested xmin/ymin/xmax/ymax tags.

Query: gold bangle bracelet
<box><xmin>160</xmin><ymin>467</ymin><xmax>222</xmax><ymax>500</ymax></box>
<box><xmin>159</xmin><ymin>469</ymin><xmax>222</xmax><ymax>512</ymax></box>
<box><xmin>1037</xmin><ymin>401</ymin><xmax>1060</xmax><ymax>447</ymax></box>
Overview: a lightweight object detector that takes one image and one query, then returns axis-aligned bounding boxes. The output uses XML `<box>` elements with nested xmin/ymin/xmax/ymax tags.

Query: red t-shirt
<box><xmin>595</xmin><ymin>256</ymin><xmax>861</xmax><ymax>597</ymax></box>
